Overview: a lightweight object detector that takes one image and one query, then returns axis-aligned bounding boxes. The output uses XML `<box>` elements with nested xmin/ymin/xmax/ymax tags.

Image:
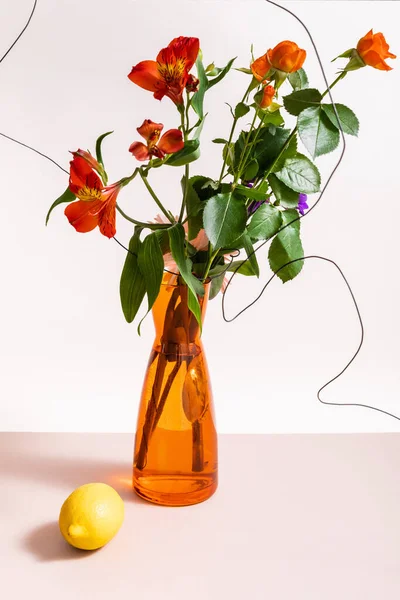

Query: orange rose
<box><xmin>259</xmin><ymin>84</ymin><xmax>275</xmax><ymax>108</ymax></box>
<box><xmin>251</xmin><ymin>40</ymin><xmax>306</xmax><ymax>81</ymax></box>
<box><xmin>356</xmin><ymin>29</ymin><xmax>396</xmax><ymax>71</ymax></box>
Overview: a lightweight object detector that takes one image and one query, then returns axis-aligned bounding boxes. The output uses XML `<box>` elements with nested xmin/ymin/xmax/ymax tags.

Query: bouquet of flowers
<box><xmin>46</xmin><ymin>30</ymin><xmax>395</xmax><ymax>328</ymax></box>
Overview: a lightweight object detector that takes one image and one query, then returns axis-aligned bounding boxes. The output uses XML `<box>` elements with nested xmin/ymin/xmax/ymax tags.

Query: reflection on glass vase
<box><xmin>133</xmin><ymin>273</ymin><xmax>218</xmax><ymax>506</ymax></box>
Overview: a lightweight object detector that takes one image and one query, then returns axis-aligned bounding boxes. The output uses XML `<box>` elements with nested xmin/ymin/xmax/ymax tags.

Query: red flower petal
<box><xmin>128</xmin><ymin>60</ymin><xmax>165</xmax><ymax>93</ymax></box>
<box><xmin>98</xmin><ymin>195</ymin><xmax>117</xmax><ymax>239</ymax></box>
<box><xmin>129</xmin><ymin>141</ymin><xmax>151</xmax><ymax>161</ymax></box>
<box><xmin>137</xmin><ymin>119</ymin><xmax>164</xmax><ymax>142</ymax></box>
<box><xmin>72</xmin><ymin>149</ymin><xmax>103</xmax><ymax>174</ymax></box>
<box><xmin>164</xmin><ymin>37</ymin><xmax>200</xmax><ymax>72</ymax></box>
<box><xmin>157</xmin><ymin>129</ymin><xmax>184</xmax><ymax>154</ymax></box>
<box><xmin>64</xmin><ymin>199</ymin><xmax>103</xmax><ymax>233</ymax></box>
<box><xmin>69</xmin><ymin>156</ymin><xmax>102</xmax><ymax>196</ymax></box>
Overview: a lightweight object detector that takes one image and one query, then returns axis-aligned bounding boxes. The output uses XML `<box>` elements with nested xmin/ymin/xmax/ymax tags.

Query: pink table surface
<box><xmin>1</xmin><ymin>432</ymin><xmax>399</xmax><ymax>599</ymax></box>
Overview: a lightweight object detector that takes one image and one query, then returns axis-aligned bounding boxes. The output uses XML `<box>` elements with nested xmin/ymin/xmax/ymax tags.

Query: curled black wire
<box><xmin>0</xmin><ymin>0</ymin><xmax>398</xmax><ymax>424</ymax></box>
<box><xmin>221</xmin><ymin>0</ymin><xmax>400</xmax><ymax>423</ymax></box>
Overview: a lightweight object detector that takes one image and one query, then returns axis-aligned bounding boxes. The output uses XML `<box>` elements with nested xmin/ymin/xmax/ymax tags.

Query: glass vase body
<box><xmin>133</xmin><ymin>274</ymin><xmax>218</xmax><ymax>506</ymax></box>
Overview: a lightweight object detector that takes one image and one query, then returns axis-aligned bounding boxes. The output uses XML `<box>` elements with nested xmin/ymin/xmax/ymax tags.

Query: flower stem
<box><xmin>218</xmin><ymin>81</ymin><xmax>256</xmax><ymax>185</ymax></box>
<box><xmin>178</xmin><ymin>92</ymin><xmax>191</xmax><ymax>223</ymax></box>
<box><xmin>139</xmin><ymin>169</ymin><xmax>174</xmax><ymax>223</ymax></box>
<box><xmin>202</xmin><ymin>246</ymin><xmax>219</xmax><ymax>282</ymax></box>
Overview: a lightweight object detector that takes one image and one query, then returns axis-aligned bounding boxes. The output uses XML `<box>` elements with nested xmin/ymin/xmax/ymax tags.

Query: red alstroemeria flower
<box><xmin>128</xmin><ymin>36</ymin><xmax>200</xmax><ymax>105</ymax></box>
<box><xmin>129</xmin><ymin>119</ymin><xmax>184</xmax><ymax>161</ymax></box>
<box><xmin>65</xmin><ymin>154</ymin><xmax>121</xmax><ymax>239</ymax></box>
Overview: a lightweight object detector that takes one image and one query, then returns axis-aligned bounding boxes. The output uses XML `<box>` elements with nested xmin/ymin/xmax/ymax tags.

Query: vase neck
<box><xmin>152</xmin><ymin>274</ymin><xmax>209</xmax><ymax>349</ymax></box>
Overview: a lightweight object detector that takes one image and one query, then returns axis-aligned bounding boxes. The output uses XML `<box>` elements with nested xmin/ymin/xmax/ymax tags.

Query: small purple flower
<box><xmin>297</xmin><ymin>193</ymin><xmax>309</xmax><ymax>216</ymax></box>
<box><xmin>247</xmin><ymin>200</ymin><xmax>265</xmax><ymax>216</ymax></box>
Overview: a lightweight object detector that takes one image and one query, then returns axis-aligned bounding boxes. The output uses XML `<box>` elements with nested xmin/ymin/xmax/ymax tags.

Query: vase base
<box><xmin>133</xmin><ymin>473</ymin><xmax>218</xmax><ymax>506</ymax></box>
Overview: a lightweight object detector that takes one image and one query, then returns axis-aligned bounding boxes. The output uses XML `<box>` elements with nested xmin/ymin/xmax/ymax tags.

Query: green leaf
<box><xmin>213</xmin><ymin>138</ymin><xmax>228</xmax><ymax>144</ymax></box>
<box><xmin>207</xmin><ymin>57</ymin><xmax>236</xmax><ymax>89</ymax></box>
<box><xmin>209</xmin><ymin>273</ymin><xmax>225</xmax><ymax>299</ymax></box>
<box><xmin>268</xmin><ymin>174</ymin><xmax>300</xmax><ymax>208</ymax></box>
<box><xmin>235</xmin><ymin>102</ymin><xmax>250</xmax><ymax>118</ymax></box>
<box><xmin>242</xmin><ymin>231</ymin><xmax>260</xmax><ymax>277</ymax></box>
<box><xmin>274</xmin><ymin>153</ymin><xmax>321</xmax><ymax>194</ymax></box>
<box><xmin>138</xmin><ymin>232</ymin><xmax>164</xmax><ymax>314</ymax></box>
<box><xmin>247</xmin><ymin>203</ymin><xmax>283</xmax><ymax>241</ymax></box>
<box><xmin>119</xmin><ymin>229</ymin><xmax>146</xmax><ymax>323</ymax></box>
<box><xmin>203</xmin><ymin>193</ymin><xmax>247</xmax><ymax>250</ymax></box>
<box><xmin>243</xmin><ymin>158</ymin><xmax>258</xmax><ymax>180</ymax></box>
<box><xmin>321</xmin><ymin>103</ymin><xmax>359</xmax><ymax>136</ymax></box>
<box><xmin>255</xmin><ymin>108</ymin><xmax>284</xmax><ymax>126</ymax></box>
<box><xmin>182</xmin><ymin>176</ymin><xmax>203</xmax><ymax>240</ymax></box>
<box><xmin>283</xmin><ymin>88</ymin><xmax>322</xmax><ymax>116</ymax></box>
<box><xmin>95</xmin><ymin>131</ymin><xmax>113</xmax><ymax>169</ymax></box>
<box><xmin>268</xmin><ymin>209</ymin><xmax>304</xmax><ymax>283</ymax></box>
<box><xmin>234</xmin><ymin>126</ymin><xmax>297</xmax><ymax>175</ymax></box>
<box><xmin>192</xmin><ymin>57</ymin><xmax>235</xmax><ymax>119</ymax></box>
<box><xmin>287</xmin><ymin>68</ymin><xmax>309</xmax><ymax>91</ymax></box>
<box><xmin>297</xmin><ymin>106</ymin><xmax>340</xmax><ymax>159</ymax></box>
<box><xmin>192</xmin><ymin>56</ymin><xmax>208</xmax><ymax>119</ymax></box>
<box><xmin>235</xmin><ymin>184</ymin><xmax>267</xmax><ymax>201</ymax></box>
<box><xmin>45</xmin><ymin>187</ymin><xmax>76</xmax><ymax>225</ymax></box>
<box><xmin>209</xmin><ymin>260</ymin><xmax>255</xmax><ymax>277</ymax></box>
<box><xmin>165</xmin><ymin>139</ymin><xmax>200</xmax><ymax>166</ymax></box>
<box><xmin>235</xmin><ymin>67</ymin><xmax>253</xmax><ymax>74</ymax></box>
<box><xmin>168</xmin><ymin>223</ymin><xmax>204</xmax><ymax>327</ymax></box>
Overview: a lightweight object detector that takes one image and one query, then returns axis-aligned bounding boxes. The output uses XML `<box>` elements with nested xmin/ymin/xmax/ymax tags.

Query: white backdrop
<box><xmin>0</xmin><ymin>0</ymin><xmax>399</xmax><ymax>432</ymax></box>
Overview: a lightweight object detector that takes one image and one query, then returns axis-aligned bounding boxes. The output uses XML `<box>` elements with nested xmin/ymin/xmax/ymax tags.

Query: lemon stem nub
<box><xmin>68</xmin><ymin>524</ymin><xmax>88</xmax><ymax>538</ymax></box>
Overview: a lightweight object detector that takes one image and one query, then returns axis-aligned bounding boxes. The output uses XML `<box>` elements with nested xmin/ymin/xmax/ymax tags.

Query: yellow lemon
<box><xmin>59</xmin><ymin>483</ymin><xmax>124</xmax><ymax>550</ymax></box>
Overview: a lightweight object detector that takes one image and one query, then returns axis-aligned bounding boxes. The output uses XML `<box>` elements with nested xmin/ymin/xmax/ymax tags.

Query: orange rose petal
<box><xmin>251</xmin><ymin>54</ymin><xmax>270</xmax><ymax>81</ymax></box>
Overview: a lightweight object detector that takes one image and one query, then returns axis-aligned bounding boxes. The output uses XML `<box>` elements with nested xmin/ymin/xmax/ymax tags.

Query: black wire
<box><xmin>221</xmin><ymin>0</ymin><xmax>400</xmax><ymax>423</ymax></box>
<box><xmin>0</xmin><ymin>0</ymin><xmax>37</xmax><ymax>66</ymax></box>
<box><xmin>1</xmin><ymin>0</ymin><xmax>398</xmax><ymax>424</ymax></box>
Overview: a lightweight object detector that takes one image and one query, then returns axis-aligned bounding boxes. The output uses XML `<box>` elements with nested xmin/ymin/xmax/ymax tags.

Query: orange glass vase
<box><xmin>133</xmin><ymin>274</ymin><xmax>218</xmax><ymax>506</ymax></box>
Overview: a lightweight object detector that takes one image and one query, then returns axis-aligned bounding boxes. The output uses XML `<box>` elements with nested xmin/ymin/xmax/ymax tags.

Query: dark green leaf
<box><xmin>138</xmin><ymin>232</ymin><xmax>164</xmax><ymax>314</ymax></box>
<box><xmin>321</xmin><ymin>103</ymin><xmax>359</xmax><ymax>136</ymax></box>
<box><xmin>242</xmin><ymin>126</ymin><xmax>297</xmax><ymax>173</ymax></box>
<box><xmin>297</xmin><ymin>106</ymin><xmax>340</xmax><ymax>158</ymax></box>
<box><xmin>203</xmin><ymin>193</ymin><xmax>247</xmax><ymax>250</ymax></box>
<box><xmin>274</xmin><ymin>153</ymin><xmax>321</xmax><ymax>193</ymax></box>
<box><xmin>95</xmin><ymin>131</ymin><xmax>113</xmax><ymax>170</ymax></box>
<box><xmin>212</xmin><ymin>138</ymin><xmax>228</xmax><ymax>144</ymax></box>
<box><xmin>168</xmin><ymin>223</ymin><xmax>203</xmax><ymax>327</ymax></box>
<box><xmin>235</xmin><ymin>102</ymin><xmax>250</xmax><ymax>118</ymax></box>
<box><xmin>243</xmin><ymin>158</ymin><xmax>259</xmax><ymax>180</ymax></box>
<box><xmin>182</xmin><ymin>176</ymin><xmax>203</xmax><ymax>240</ymax></box>
<box><xmin>268</xmin><ymin>174</ymin><xmax>300</xmax><ymax>208</ymax></box>
<box><xmin>242</xmin><ymin>231</ymin><xmax>259</xmax><ymax>277</ymax></box>
<box><xmin>209</xmin><ymin>273</ymin><xmax>225</xmax><ymax>299</ymax></box>
<box><xmin>287</xmin><ymin>68</ymin><xmax>309</xmax><ymax>91</ymax></box>
<box><xmin>247</xmin><ymin>203</ymin><xmax>283</xmax><ymax>241</ymax></box>
<box><xmin>268</xmin><ymin>209</ymin><xmax>304</xmax><ymax>282</ymax></box>
<box><xmin>120</xmin><ymin>229</ymin><xmax>146</xmax><ymax>323</ymax></box>
<box><xmin>283</xmin><ymin>88</ymin><xmax>322</xmax><ymax>116</ymax></box>
<box><xmin>165</xmin><ymin>139</ymin><xmax>200</xmax><ymax>166</ymax></box>
<box><xmin>45</xmin><ymin>187</ymin><xmax>76</xmax><ymax>225</ymax></box>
